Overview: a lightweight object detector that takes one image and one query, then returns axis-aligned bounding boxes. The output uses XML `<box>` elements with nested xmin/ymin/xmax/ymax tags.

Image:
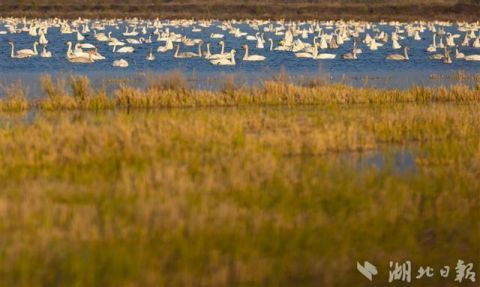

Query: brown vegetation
<box><xmin>0</xmin><ymin>0</ymin><xmax>479</xmax><ymax>20</ymax></box>
<box><xmin>0</xmin><ymin>97</ymin><xmax>479</xmax><ymax>286</ymax></box>
<box><xmin>0</xmin><ymin>72</ymin><xmax>479</xmax><ymax>286</ymax></box>
<box><xmin>1</xmin><ymin>74</ymin><xmax>480</xmax><ymax>112</ymax></box>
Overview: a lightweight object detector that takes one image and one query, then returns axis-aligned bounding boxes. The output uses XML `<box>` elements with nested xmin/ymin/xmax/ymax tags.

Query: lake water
<box><xmin>0</xmin><ymin>20</ymin><xmax>479</xmax><ymax>90</ymax></box>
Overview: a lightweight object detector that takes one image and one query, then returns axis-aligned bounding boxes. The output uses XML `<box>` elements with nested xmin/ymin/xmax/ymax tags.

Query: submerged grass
<box><xmin>0</xmin><ymin>80</ymin><xmax>29</xmax><ymax>111</ymax></box>
<box><xmin>1</xmin><ymin>74</ymin><xmax>480</xmax><ymax>112</ymax></box>
<box><xmin>0</xmin><ymin>98</ymin><xmax>479</xmax><ymax>286</ymax></box>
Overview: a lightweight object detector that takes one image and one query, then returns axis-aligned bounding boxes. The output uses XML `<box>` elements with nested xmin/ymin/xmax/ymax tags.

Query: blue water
<box><xmin>0</xmin><ymin>20</ymin><xmax>479</xmax><ymax>89</ymax></box>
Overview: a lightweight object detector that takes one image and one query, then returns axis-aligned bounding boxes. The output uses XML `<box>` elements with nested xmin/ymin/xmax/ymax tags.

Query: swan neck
<box><xmin>206</xmin><ymin>44</ymin><xmax>211</xmax><ymax>57</ymax></box>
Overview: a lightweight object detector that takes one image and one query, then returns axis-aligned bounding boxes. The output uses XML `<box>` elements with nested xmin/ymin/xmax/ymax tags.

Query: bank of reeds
<box><xmin>1</xmin><ymin>74</ymin><xmax>480</xmax><ymax>112</ymax></box>
<box><xmin>37</xmin><ymin>75</ymin><xmax>114</xmax><ymax>110</ymax></box>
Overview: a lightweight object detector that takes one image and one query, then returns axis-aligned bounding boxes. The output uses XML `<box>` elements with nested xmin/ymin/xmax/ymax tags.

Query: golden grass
<box><xmin>1</xmin><ymin>74</ymin><xmax>480</xmax><ymax>112</ymax></box>
<box><xmin>0</xmin><ymin>80</ymin><xmax>29</xmax><ymax>111</ymax></box>
<box><xmin>0</xmin><ymin>98</ymin><xmax>479</xmax><ymax>286</ymax></box>
<box><xmin>37</xmin><ymin>75</ymin><xmax>114</xmax><ymax>110</ymax></box>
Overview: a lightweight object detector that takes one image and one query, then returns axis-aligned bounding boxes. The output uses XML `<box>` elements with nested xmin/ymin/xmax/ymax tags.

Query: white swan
<box><xmin>67</xmin><ymin>42</ymin><xmax>90</xmax><ymax>58</ymax></box>
<box><xmin>174</xmin><ymin>44</ymin><xmax>191</xmax><ymax>58</ymax></box>
<box><xmin>113</xmin><ymin>45</ymin><xmax>134</xmax><ymax>53</ymax></box>
<box><xmin>242</xmin><ymin>45</ymin><xmax>265</xmax><ymax>61</ymax></box>
<box><xmin>295</xmin><ymin>50</ymin><xmax>315</xmax><ymax>58</ymax></box>
<box><xmin>210</xmin><ymin>33</ymin><xmax>224</xmax><ymax>39</ymax></box>
<box><xmin>392</xmin><ymin>38</ymin><xmax>401</xmax><ymax>50</ymax></box>
<box><xmin>95</xmin><ymin>30</ymin><xmax>109</xmax><ymax>42</ymax></box>
<box><xmin>39</xmin><ymin>29</ymin><xmax>48</xmax><ymax>45</ymax></box>
<box><xmin>158</xmin><ymin>38</ymin><xmax>174</xmax><ymax>52</ymax></box>
<box><xmin>123</xmin><ymin>26</ymin><xmax>138</xmax><ymax>37</ymax></box>
<box><xmin>268</xmin><ymin>38</ymin><xmax>289</xmax><ymax>51</ymax></box>
<box><xmin>256</xmin><ymin>33</ymin><xmax>265</xmax><ymax>49</ymax></box>
<box><xmin>77</xmin><ymin>31</ymin><xmax>85</xmax><ymax>41</ymax></box>
<box><xmin>107</xmin><ymin>32</ymin><xmax>124</xmax><ymax>46</ymax></box>
<box><xmin>369</xmin><ymin>39</ymin><xmax>379</xmax><ymax>51</ymax></box>
<box><xmin>12</xmin><ymin>41</ymin><xmax>39</xmax><ymax>57</ymax></box>
<box><xmin>87</xmin><ymin>48</ymin><xmax>106</xmax><ymax>60</ymax></box>
<box><xmin>208</xmin><ymin>41</ymin><xmax>230</xmax><ymax>59</ymax></box>
<box><xmin>40</xmin><ymin>45</ymin><xmax>52</xmax><ymax>58</ymax></box>
<box><xmin>210</xmin><ymin>50</ymin><xmax>236</xmax><ymax>66</ymax></box>
<box><xmin>126</xmin><ymin>38</ymin><xmax>144</xmax><ymax>45</ymax></box>
<box><xmin>465</xmin><ymin>54</ymin><xmax>480</xmax><ymax>61</ymax></box>
<box><xmin>67</xmin><ymin>51</ymin><xmax>94</xmax><ymax>63</ymax></box>
<box><xmin>427</xmin><ymin>33</ymin><xmax>437</xmax><ymax>52</ymax></box>
<box><xmin>473</xmin><ymin>37</ymin><xmax>480</xmax><ymax>48</ymax></box>
<box><xmin>113</xmin><ymin>59</ymin><xmax>129</xmax><ymax>67</ymax></box>
<box><xmin>8</xmin><ymin>42</ymin><xmax>32</xmax><ymax>58</ymax></box>
<box><xmin>315</xmin><ymin>53</ymin><xmax>336</xmax><ymax>59</ymax></box>
<box><xmin>79</xmin><ymin>43</ymin><xmax>96</xmax><ymax>49</ymax></box>
<box><xmin>66</xmin><ymin>42</ymin><xmax>93</xmax><ymax>61</ymax></box>
<box><xmin>146</xmin><ymin>48</ymin><xmax>155</xmax><ymax>61</ymax></box>
<box><xmin>204</xmin><ymin>42</ymin><xmax>213</xmax><ymax>59</ymax></box>
<box><xmin>455</xmin><ymin>46</ymin><xmax>465</xmax><ymax>59</ymax></box>
<box><xmin>174</xmin><ymin>42</ymin><xmax>202</xmax><ymax>58</ymax></box>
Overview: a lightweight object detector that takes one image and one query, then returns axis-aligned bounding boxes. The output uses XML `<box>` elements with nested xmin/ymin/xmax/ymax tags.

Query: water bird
<box><xmin>386</xmin><ymin>46</ymin><xmax>410</xmax><ymax>61</ymax></box>
<box><xmin>242</xmin><ymin>45</ymin><xmax>266</xmax><ymax>61</ymax></box>
<box><xmin>146</xmin><ymin>48</ymin><xmax>156</xmax><ymax>61</ymax></box>
<box><xmin>113</xmin><ymin>59</ymin><xmax>129</xmax><ymax>67</ymax></box>
<box><xmin>8</xmin><ymin>41</ymin><xmax>39</xmax><ymax>57</ymax></box>
<box><xmin>210</xmin><ymin>50</ymin><xmax>236</xmax><ymax>66</ymax></box>
<box><xmin>40</xmin><ymin>45</ymin><xmax>52</xmax><ymax>58</ymax></box>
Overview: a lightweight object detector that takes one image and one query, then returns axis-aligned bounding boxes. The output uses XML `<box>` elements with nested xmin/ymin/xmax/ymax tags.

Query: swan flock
<box><xmin>1</xmin><ymin>17</ymin><xmax>480</xmax><ymax>69</ymax></box>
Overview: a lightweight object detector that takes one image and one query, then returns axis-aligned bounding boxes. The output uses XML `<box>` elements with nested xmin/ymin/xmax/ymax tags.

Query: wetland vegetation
<box><xmin>1</xmin><ymin>0</ymin><xmax>480</xmax><ymax>20</ymax></box>
<box><xmin>0</xmin><ymin>73</ymin><xmax>479</xmax><ymax>286</ymax></box>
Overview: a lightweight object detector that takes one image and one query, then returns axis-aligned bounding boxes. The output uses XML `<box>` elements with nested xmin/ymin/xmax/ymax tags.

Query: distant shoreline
<box><xmin>0</xmin><ymin>2</ymin><xmax>479</xmax><ymax>21</ymax></box>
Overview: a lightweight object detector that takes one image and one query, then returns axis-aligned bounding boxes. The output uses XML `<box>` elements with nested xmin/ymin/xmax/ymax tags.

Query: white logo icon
<box><xmin>357</xmin><ymin>261</ymin><xmax>378</xmax><ymax>281</ymax></box>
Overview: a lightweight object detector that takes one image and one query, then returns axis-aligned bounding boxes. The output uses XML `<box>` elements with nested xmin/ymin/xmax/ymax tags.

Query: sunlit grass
<box><xmin>0</xmin><ymin>80</ymin><xmax>29</xmax><ymax>111</ymax></box>
<box><xmin>1</xmin><ymin>74</ymin><xmax>480</xmax><ymax>112</ymax></box>
<box><xmin>0</xmin><ymin>96</ymin><xmax>478</xmax><ymax>286</ymax></box>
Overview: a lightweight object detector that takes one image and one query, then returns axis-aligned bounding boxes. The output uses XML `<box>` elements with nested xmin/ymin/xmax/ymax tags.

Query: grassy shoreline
<box><xmin>1</xmin><ymin>1</ymin><xmax>480</xmax><ymax>20</ymax></box>
<box><xmin>1</xmin><ymin>73</ymin><xmax>480</xmax><ymax>111</ymax></box>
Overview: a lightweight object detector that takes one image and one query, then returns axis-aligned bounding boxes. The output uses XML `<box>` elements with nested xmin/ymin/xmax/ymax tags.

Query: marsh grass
<box><xmin>0</xmin><ymin>102</ymin><xmax>479</xmax><ymax>286</ymax></box>
<box><xmin>0</xmin><ymin>80</ymin><xmax>29</xmax><ymax>111</ymax></box>
<box><xmin>38</xmin><ymin>75</ymin><xmax>114</xmax><ymax>110</ymax></box>
<box><xmin>2</xmin><ymin>74</ymin><xmax>480</xmax><ymax>111</ymax></box>
<box><xmin>1</xmin><ymin>73</ymin><xmax>480</xmax><ymax>286</ymax></box>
